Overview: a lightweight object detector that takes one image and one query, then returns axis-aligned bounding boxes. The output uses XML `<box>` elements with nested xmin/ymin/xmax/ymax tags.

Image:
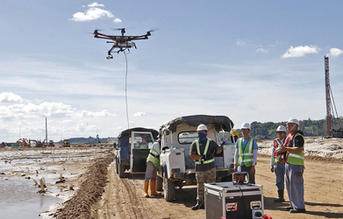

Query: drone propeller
<box><xmin>92</xmin><ymin>29</ymin><xmax>103</xmax><ymax>34</ymax></box>
<box><xmin>113</xmin><ymin>28</ymin><xmax>126</xmax><ymax>36</ymax></box>
<box><xmin>146</xmin><ymin>29</ymin><xmax>158</xmax><ymax>36</ymax></box>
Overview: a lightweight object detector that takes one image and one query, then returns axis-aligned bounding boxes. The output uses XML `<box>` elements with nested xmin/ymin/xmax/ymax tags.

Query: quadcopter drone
<box><xmin>93</xmin><ymin>28</ymin><xmax>155</xmax><ymax>59</ymax></box>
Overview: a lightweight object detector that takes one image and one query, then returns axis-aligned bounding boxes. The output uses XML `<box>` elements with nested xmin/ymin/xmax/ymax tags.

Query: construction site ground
<box><xmin>91</xmin><ymin>154</ymin><xmax>343</xmax><ymax>219</ymax></box>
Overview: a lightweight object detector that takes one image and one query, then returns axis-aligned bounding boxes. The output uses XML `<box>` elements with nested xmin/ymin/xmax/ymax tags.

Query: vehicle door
<box><xmin>130</xmin><ymin>131</ymin><xmax>155</xmax><ymax>173</ymax></box>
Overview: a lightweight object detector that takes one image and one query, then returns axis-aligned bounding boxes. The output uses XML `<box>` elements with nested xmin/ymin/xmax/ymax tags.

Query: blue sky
<box><xmin>0</xmin><ymin>0</ymin><xmax>342</xmax><ymax>141</ymax></box>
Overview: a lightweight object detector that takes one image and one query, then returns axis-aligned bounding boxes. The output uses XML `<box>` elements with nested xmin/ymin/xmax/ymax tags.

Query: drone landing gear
<box><xmin>106</xmin><ymin>55</ymin><xmax>113</xmax><ymax>59</ymax></box>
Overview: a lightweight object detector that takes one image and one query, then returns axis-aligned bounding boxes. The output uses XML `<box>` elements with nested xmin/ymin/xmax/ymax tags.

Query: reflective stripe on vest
<box><xmin>287</xmin><ymin>133</ymin><xmax>305</xmax><ymax>166</ymax></box>
<box><xmin>237</xmin><ymin>137</ymin><xmax>254</xmax><ymax>167</ymax></box>
<box><xmin>147</xmin><ymin>147</ymin><xmax>159</xmax><ymax>166</ymax></box>
<box><xmin>195</xmin><ymin>138</ymin><xmax>215</xmax><ymax>165</ymax></box>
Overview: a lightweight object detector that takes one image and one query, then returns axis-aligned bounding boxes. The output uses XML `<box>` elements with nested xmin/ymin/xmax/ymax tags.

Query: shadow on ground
<box><xmin>264</xmin><ymin>196</ymin><xmax>343</xmax><ymax>218</ymax></box>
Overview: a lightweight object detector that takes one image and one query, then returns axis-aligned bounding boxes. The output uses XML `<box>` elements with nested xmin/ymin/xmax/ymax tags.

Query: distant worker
<box><xmin>143</xmin><ymin>137</ymin><xmax>161</xmax><ymax>198</ymax></box>
<box><xmin>279</xmin><ymin>118</ymin><xmax>306</xmax><ymax>213</ymax></box>
<box><xmin>230</xmin><ymin>129</ymin><xmax>239</xmax><ymax>143</ymax></box>
<box><xmin>271</xmin><ymin>125</ymin><xmax>287</xmax><ymax>202</ymax></box>
<box><xmin>234</xmin><ymin>122</ymin><xmax>258</xmax><ymax>184</ymax></box>
<box><xmin>190</xmin><ymin>124</ymin><xmax>222</xmax><ymax>210</ymax></box>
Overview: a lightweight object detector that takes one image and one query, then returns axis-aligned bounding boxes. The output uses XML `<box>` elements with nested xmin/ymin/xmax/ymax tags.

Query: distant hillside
<box><xmin>250</xmin><ymin>117</ymin><xmax>343</xmax><ymax>140</ymax></box>
<box><xmin>58</xmin><ymin>137</ymin><xmax>117</xmax><ymax>144</ymax></box>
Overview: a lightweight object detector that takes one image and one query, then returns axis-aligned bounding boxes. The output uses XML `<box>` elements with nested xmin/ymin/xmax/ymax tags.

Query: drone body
<box><xmin>93</xmin><ymin>28</ymin><xmax>154</xmax><ymax>59</ymax></box>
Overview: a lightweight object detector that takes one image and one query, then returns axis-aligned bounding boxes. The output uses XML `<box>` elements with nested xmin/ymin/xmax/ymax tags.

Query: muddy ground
<box><xmin>91</xmin><ymin>154</ymin><xmax>343</xmax><ymax>219</ymax></box>
<box><xmin>0</xmin><ymin>146</ymin><xmax>112</xmax><ymax>218</ymax></box>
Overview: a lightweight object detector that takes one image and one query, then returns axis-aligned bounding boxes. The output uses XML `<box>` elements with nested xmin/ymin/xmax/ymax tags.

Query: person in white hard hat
<box><xmin>233</xmin><ymin>122</ymin><xmax>258</xmax><ymax>184</ymax></box>
<box><xmin>189</xmin><ymin>124</ymin><xmax>222</xmax><ymax>210</ymax></box>
<box><xmin>278</xmin><ymin>118</ymin><xmax>306</xmax><ymax>213</ymax></box>
<box><xmin>271</xmin><ymin>125</ymin><xmax>287</xmax><ymax>202</ymax></box>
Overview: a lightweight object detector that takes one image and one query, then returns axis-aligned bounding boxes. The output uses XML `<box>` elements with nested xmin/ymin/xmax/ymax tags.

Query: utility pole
<box><xmin>324</xmin><ymin>56</ymin><xmax>332</xmax><ymax>136</ymax></box>
<box><xmin>45</xmin><ymin>117</ymin><xmax>48</xmax><ymax>143</ymax></box>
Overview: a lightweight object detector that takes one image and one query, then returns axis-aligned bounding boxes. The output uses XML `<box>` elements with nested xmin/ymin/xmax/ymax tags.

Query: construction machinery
<box><xmin>63</xmin><ymin>140</ymin><xmax>71</xmax><ymax>147</ymax></box>
<box><xmin>324</xmin><ymin>56</ymin><xmax>343</xmax><ymax>138</ymax></box>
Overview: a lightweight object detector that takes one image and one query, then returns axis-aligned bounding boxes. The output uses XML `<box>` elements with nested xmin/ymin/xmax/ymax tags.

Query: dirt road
<box><xmin>92</xmin><ymin>155</ymin><xmax>343</xmax><ymax>219</ymax></box>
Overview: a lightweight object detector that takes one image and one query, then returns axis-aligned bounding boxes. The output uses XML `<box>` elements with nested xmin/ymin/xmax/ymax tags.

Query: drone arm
<box><xmin>95</xmin><ymin>35</ymin><xmax>113</xmax><ymax>40</ymax></box>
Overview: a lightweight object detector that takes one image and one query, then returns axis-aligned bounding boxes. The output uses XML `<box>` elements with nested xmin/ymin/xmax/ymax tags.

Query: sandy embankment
<box><xmin>258</xmin><ymin>137</ymin><xmax>343</xmax><ymax>160</ymax></box>
<box><xmin>53</xmin><ymin>152</ymin><xmax>114</xmax><ymax>219</ymax></box>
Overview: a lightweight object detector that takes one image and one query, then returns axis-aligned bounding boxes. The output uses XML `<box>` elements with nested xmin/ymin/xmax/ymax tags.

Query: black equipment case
<box><xmin>204</xmin><ymin>180</ymin><xmax>264</xmax><ymax>219</ymax></box>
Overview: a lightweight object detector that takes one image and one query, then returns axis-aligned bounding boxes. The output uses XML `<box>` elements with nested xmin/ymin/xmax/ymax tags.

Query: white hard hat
<box><xmin>197</xmin><ymin>124</ymin><xmax>208</xmax><ymax>131</ymax></box>
<box><xmin>276</xmin><ymin>125</ymin><xmax>287</xmax><ymax>133</ymax></box>
<box><xmin>240</xmin><ymin>122</ymin><xmax>251</xmax><ymax>130</ymax></box>
<box><xmin>287</xmin><ymin>118</ymin><xmax>299</xmax><ymax>126</ymax></box>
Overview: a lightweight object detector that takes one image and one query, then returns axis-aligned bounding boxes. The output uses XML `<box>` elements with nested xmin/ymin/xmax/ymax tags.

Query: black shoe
<box><xmin>290</xmin><ymin>208</ymin><xmax>306</xmax><ymax>213</ymax></box>
<box><xmin>274</xmin><ymin>190</ymin><xmax>285</xmax><ymax>203</ymax></box>
<box><xmin>191</xmin><ymin>201</ymin><xmax>204</xmax><ymax>210</ymax></box>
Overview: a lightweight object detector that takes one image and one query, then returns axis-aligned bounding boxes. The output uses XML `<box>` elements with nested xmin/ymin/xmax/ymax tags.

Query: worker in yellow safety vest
<box><xmin>233</xmin><ymin>122</ymin><xmax>258</xmax><ymax>184</ymax></box>
<box><xmin>189</xmin><ymin>124</ymin><xmax>222</xmax><ymax>210</ymax></box>
<box><xmin>278</xmin><ymin>118</ymin><xmax>306</xmax><ymax>213</ymax></box>
<box><xmin>143</xmin><ymin>138</ymin><xmax>161</xmax><ymax>198</ymax></box>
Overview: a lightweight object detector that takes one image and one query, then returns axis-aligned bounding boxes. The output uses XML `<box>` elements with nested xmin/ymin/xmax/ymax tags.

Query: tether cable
<box><xmin>123</xmin><ymin>51</ymin><xmax>130</xmax><ymax>129</ymax></box>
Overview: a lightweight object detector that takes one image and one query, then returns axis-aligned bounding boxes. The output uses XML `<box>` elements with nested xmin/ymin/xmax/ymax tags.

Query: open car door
<box><xmin>130</xmin><ymin>131</ymin><xmax>155</xmax><ymax>173</ymax></box>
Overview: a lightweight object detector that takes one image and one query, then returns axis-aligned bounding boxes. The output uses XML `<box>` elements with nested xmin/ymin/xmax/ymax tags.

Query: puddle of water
<box><xmin>0</xmin><ymin>177</ymin><xmax>60</xmax><ymax>219</ymax></box>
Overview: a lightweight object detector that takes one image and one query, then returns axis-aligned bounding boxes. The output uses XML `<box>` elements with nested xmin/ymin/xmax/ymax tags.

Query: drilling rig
<box><xmin>324</xmin><ymin>56</ymin><xmax>343</xmax><ymax>138</ymax></box>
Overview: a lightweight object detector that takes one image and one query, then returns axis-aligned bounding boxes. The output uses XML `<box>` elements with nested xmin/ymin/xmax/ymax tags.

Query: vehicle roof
<box><xmin>160</xmin><ymin>114</ymin><xmax>234</xmax><ymax>133</ymax></box>
<box><xmin>118</xmin><ymin>127</ymin><xmax>159</xmax><ymax>139</ymax></box>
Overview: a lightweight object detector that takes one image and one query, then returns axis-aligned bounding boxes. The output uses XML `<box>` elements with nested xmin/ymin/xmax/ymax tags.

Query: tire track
<box><xmin>121</xmin><ymin>178</ymin><xmax>146</xmax><ymax>219</ymax></box>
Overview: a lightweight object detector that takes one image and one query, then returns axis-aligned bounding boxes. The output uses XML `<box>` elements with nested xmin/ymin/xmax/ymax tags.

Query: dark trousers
<box><xmin>274</xmin><ymin>162</ymin><xmax>285</xmax><ymax>191</ymax></box>
<box><xmin>239</xmin><ymin>165</ymin><xmax>255</xmax><ymax>184</ymax></box>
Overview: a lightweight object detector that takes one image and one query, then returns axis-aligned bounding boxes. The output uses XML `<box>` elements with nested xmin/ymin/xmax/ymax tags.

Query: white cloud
<box><xmin>282</xmin><ymin>45</ymin><xmax>319</xmax><ymax>58</ymax></box>
<box><xmin>114</xmin><ymin>18</ymin><xmax>122</xmax><ymax>23</ymax></box>
<box><xmin>236</xmin><ymin>39</ymin><xmax>247</xmax><ymax>47</ymax></box>
<box><xmin>134</xmin><ymin>112</ymin><xmax>146</xmax><ymax>117</ymax></box>
<box><xmin>0</xmin><ymin>92</ymin><xmax>23</xmax><ymax>103</ymax></box>
<box><xmin>256</xmin><ymin>47</ymin><xmax>268</xmax><ymax>53</ymax></box>
<box><xmin>71</xmin><ymin>7</ymin><xmax>113</xmax><ymax>22</ymax></box>
<box><xmin>329</xmin><ymin>48</ymin><xmax>343</xmax><ymax>57</ymax></box>
<box><xmin>88</xmin><ymin>2</ymin><xmax>104</xmax><ymax>7</ymax></box>
<box><xmin>0</xmin><ymin>92</ymin><xmax>117</xmax><ymax>140</ymax></box>
<box><xmin>80</xmin><ymin>109</ymin><xmax>115</xmax><ymax>118</ymax></box>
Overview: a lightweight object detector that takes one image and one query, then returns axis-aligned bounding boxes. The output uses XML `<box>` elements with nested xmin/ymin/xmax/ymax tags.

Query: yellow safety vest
<box><xmin>237</xmin><ymin>137</ymin><xmax>254</xmax><ymax>167</ymax></box>
<box><xmin>195</xmin><ymin>138</ymin><xmax>215</xmax><ymax>165</ymax></box>
<box><xmin>287</xmin><ymin>133</ymin><xmax>305</xmax><ymax>166</ymax></box>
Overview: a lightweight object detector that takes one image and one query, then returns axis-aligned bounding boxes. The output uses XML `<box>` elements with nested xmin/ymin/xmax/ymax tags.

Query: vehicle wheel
<box><xmin>118</xmin><ymin>162</ymin><xmax>125</xmax><ymax>178</ymax></box>
<box><xmin>163</xmin><ymin>176</ymin><xmax>175</xmax><ymax>202</ymax></box>
<box><xmin>156</xmin><ymin>175</ymin><xmax>163</xmax><ymax>192</ymax></box>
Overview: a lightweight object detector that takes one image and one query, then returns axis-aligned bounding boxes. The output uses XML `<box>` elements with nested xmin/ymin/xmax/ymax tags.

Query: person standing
<box><xmin>233</xmin><ymin>122</ymin><xmax>258</xmax><ymax>184</ymax></box>
<box><xmin>143</xmin><ymin>138</ymin><xmax>161</xmax><ymax>198</ymax></box>
<box><xmin>271</xmin><ymin>125</ymin><xmax>287</xmax><ymax>202</ymax></box>
<box><xmin>279</xmin><ymin>118</ymin><xmax>306</xmax><ymax>213</ymax></box>
<box><xmin>189</xmin><ymin>124</ymin><xmax>222</xmax><ymax>210</ymax></box>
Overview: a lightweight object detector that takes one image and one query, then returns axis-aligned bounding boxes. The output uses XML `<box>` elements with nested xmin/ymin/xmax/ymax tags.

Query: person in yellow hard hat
<box><xmin>230</xmin><ymin>129</ymin><xmax>238</xmax><ymax>143</ymax></box>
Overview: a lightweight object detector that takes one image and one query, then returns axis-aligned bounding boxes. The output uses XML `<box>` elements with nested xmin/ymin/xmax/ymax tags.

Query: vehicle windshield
<box><xmin>132</xmin><ymin>133</ymin><xmax>153</xmax><ymax>149</ymax></box>
<box><xmin>178</xmin><ymin>132</ymin><xmax>198</xmax><ymax>144</ymax></box>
